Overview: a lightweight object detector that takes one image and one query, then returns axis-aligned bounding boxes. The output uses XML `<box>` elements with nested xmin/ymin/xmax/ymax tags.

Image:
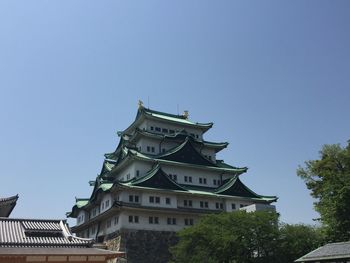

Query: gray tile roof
<box><xmin>0</xmin><ymin>247</ymin><xmax>121</xmax><ymax>256</ymax></box>
<box><xmin>295</xmin><ymin>241</ymin><xmax>350</xmax><ymax>262</ymax></box>
<box><xmin>0</xmin><ymin>218</ymin><xmax>92</xmax><ymax>248</ymax></box>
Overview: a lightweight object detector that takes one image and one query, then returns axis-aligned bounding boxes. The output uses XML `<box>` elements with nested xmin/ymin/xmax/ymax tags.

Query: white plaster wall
<box><xmin>137</xmin><ymin>137</ymin><xmax>161</xmax><ymax>155</ymax></box>
<box><xmin>76</xmin><ymin>210</ymin><xmax>87</xmax><ymax>226</ymax></box>
<box><xmin>141</xmin><ymin>192</ymin><xmax>177</xmax><ymax>209</ymax></box>
<box><xmin>88</xmin><ymin>223</ymin><xmax>99</xmax><ymax>239</ymax></box>
<box><xmin>116</xmin><ymin>161</ymin><xmax>152</xmax><ymax>182</ymax></box>
<box><xmin>100</xmin><ymin>193</ymin><xmax>112</xmax><ymax>213</ymax></box>
<box><xmin>161</xmin><ymin>165</ymin><xmax>222</xmax><ymax>188</ymax></box>
<box><xmin>239</xmin><ymin>203</ymin><xmax>276</xmax><ymax>213</ymax></box>
<box><xmin>145</xmin><ymin>119</ymin><xmax>204</xmax><ymax>140</ymax></box>
<box><xmin>99</xmin><ymin>214</ymin><xmax>121</xmax><ymax>235</ymax></box>
<box><xmin>119</xmin><ymin>211</ymin><xmax>200</xmax><ymax>232</ymax></box>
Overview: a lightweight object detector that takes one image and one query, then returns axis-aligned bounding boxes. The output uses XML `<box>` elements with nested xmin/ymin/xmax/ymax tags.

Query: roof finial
<box><xmin>138</xmin><ymin>100</ymin><xmax>144</xmax><ymax>109</ymax></box>
<box><xmin>183</xmin><ymin>110</ymin><xmax>189</xmax><ymax>119</ymax></box>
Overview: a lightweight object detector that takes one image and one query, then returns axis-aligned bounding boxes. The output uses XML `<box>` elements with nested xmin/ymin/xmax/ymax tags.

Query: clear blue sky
<box><xmin>0</xmin><ymin>1</ymin><xmax>349</xmax><ymax>226</ymax></box>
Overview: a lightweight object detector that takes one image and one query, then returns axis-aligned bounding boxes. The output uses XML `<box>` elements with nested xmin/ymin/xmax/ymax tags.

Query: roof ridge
<box><xmin>141</xmin><ymin>107</ymin><xmax>187</xmax><ymax>120</ymax></box>
<box><xmin>0</xmin><ymin>217</ymin><xmax>66</xmax><ymax>222</ymax></box>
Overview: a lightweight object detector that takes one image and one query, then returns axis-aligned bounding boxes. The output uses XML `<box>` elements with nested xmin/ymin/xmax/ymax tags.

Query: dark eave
<box><xmin>157</xmin><ymin>138</ymin><xmax>217</xmax><ymax>167</ymax></box>
<box><xmin>0</xmin><ymin>195</ymin><xmax>18</xmax><ymax>218</ymax></box>
<box><xmin>215</xmin><ymin>177</ymin><xmax>277</xmax><ymax>202</ymax></box>
<box><xmin>130</xmin><ymin>128</ymin><xmax>229</xmax><ymax>152</ymax></box>
<box><xmin>122</xmin><ymin>164</ymin><xmax>187</xmax><ymax>192</ymax></box>
<box><xmin>123</xmin><ymin>106</ymin><xmax>213</xmax><ymax>135</ymax></box>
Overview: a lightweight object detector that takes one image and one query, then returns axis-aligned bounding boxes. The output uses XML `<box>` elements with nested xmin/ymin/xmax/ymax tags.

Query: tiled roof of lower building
<box><xmin>0</xmin><ymin>218</ymin><xmax>92</xmax><ymax>248</ymax></box>
<box><xmin>295</xmin><ymin>241</ymin><xmax>350</xmax><ymax>262</ymax></box>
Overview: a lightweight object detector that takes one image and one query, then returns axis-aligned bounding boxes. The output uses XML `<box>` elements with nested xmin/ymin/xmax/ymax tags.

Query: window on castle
<box><xmin>189</xmin><ymin>176</ymin><xmax>192</xmax><ymax>183</ymax></box>
<box><xmin>107</xmin><ymin>219</ymin><xmax>111</xmax><ymax>228</ymax></box>
<box><xmin>149</xmin><ymin>196</ymin><xmax>160</xmax><ymax>204</ymax></box>
<box><xmin>213</xmin><ymin>179</ymin><xmax>217</xmax><ymax>185</ymax></box>
<box><xmin>216</xmin><ymin>202</ymin><xmax>224</xmax><ymax>209</ymax></box>
<box><xmin>151</xmin><ymin>146</ymin><xmax>155</xmax><ymax>153</ymax></box>
<box><xmin>128</xmin><ymin>195</ymin><xmax>140</xmax><ymax>203</ymax></box>
<box><xmin>184</xmin><ymin>176</ymin><xmax>188</xmax><ymax>182</ymax></box>
<box><xmin>162</xmin><ymin>148</ymin><xmax>166</xmax><ymax>153</ymax></box>
<box><xmin>184</xmin><ymin>200</ymin><xmax>192</xmax><ymax>207</ymax></box>
<box><xmin>166</xmin><ymin>197</ymin><xmax>171</xmax><ymax>205</ymax></box>
<box><xmin>147</xmin><ymin>146</ymin><xmax>150</xmax><ymax>152</ymax></box>
<box><xmin>162</xmin><ymin>128</ymin><xmax>168</xmax><ymax>133</ymax></box>
<box><xmin>199</xmin><ymin>178</ymin><xmax>202</xmax><ymax>184</ymax></box>
<box><xmin>203</xmin><ymin>178</ymin><xmax>207</xmax><ymax>184</ymax></box>
<box><xmin>150</xmin><ymin>126</ymin><xmax>154</xmax><ymax>131</ymax></box>
<box><xmin>149</xmin><ymin>216</ymin><xmax>159</xmax><ymax>224</ymax></box>
<box><xmin>200</xmin><ymin>201</ymin><xmax>208</xmax><ymax>208</ymax></box>
<box><xmin>136</xmin><ymin>170</ymin><xmax>140</xmax><ymax>177</ymax></box>
<box><xmin>114</xmin><ymin>216</ymin><xmax>119</xmax><ymax>225</ymax></box>
<box><xmin>106</xmin><ymin>199</ymin><xmax>110</xmax><ymax>208</ymax></box>
<box><xmin>101</xmin><ymin>202</ymin><xmax>104</xmax><ymax>210</ymax></box>
<box><xmin>129</xmin><ymin>215</ymin><xmax>139</xmax><ymax>223</ymax></box>
<box><xmin>126</xmin><ymin>173</ymin><xmax>130</xmax><ymax>180</ymax></box>
<box><xmin>196</xmin><ymin>134</ymin><xmax>199</xmax><ymax>139</ymax></box>
<box><xmin>155</xmin><ymin>127</ymin><xmax>161</xmax><ymax>132</ymax></box>
<box><xmin>167</xmin><ymin>218</ymin><xmax>177</xmax><ymax>225</ymax></box>
<box><xmin>231</xmin><ymin>203</ymin><xmax>236</xmax><ymax>210</ymax></box>
<box><xmin>184</xmin><ymin>218</ymin><xmax>194</xmax><ymax>226</ymax></box>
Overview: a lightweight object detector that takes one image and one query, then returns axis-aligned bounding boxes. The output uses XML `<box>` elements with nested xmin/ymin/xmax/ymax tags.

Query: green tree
<box><xmin>277</xmin><ymin>224</ymin><xmax>323</xmax><ymax>262</ymax></box>
<box><xmin>297</xmin><ymin>141</ymin><xmax>350</xmax><ymax>242</ymax></box>
<box><xmin>170</xmin><ymin>210</ymin><xmax>280</xmax><ymax>263</ymax></box>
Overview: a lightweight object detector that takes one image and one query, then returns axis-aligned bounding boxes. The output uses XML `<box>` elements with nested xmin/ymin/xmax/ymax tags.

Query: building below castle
<box><xmin>67</xmin><ymin>102</ymin><xmax>277</xmax><ymax>262</ymax></box>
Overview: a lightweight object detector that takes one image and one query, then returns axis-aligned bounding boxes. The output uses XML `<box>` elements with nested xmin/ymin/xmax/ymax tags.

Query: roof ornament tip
<box><xmin>138</xmin><ymin>100</ymin><xmax>144</xmax><ymax>109</ymax></box>
<box><xmin>183</xmin><ymin>110</ymin><xmax>189</xmax><ymax>119</ymax></box>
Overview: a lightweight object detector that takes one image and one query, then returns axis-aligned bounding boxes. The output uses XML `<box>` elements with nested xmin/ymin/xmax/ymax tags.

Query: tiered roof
<box><xmin>122</xmin><ymin>106</ymin><xmax>213</xmax><ymax>136</ymax></box>
<box><xmin>68</xmin><ymin>105</ymin><xmax>277</xmax><ymax>218</ymax></box>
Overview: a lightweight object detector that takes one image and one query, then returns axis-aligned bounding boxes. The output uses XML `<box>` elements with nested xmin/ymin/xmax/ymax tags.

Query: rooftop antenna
<box><xmin>148</xmin><ymin>96</ymin><xmax>150</xmax><ymax>109</ymax></box>
<box><xmin>177</xmin><ymin>104</ymin><xmax>179</xmax><ymax>115</ymax></box>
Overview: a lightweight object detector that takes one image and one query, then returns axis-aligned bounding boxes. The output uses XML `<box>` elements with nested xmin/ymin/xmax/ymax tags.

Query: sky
<box><xmin>0</xmin><ymin>1</ymin><xmax>349</xmax><ymax>226</ymax></box>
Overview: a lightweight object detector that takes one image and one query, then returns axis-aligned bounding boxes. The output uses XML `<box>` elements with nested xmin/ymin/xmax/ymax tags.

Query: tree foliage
<box><xmin>277</xmin><ymin>224</ymin><xmax>323</xmax><ymax>262</ymax></box>
<box><xmin>297</xmin><ymin>141</ymin><xmax>350</xmax><ymax>242</ymax></box>
<box><xmin>170</xmin><ymin>211</ymin><xmax>321</xmax><ymax>263</ymax></box>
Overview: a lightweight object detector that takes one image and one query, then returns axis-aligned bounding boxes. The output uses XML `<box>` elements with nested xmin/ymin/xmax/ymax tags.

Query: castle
<box><xmin>67</xmin><ymin>102</ymin><xmax>277</xmax><ymax>262</ymax></box>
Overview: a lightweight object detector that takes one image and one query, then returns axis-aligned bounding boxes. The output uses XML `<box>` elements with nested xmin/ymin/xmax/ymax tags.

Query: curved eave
<box><xmin>130</xmin><ymin>129</ymin><xmax>229</xmax><ymax>152</ymax></box>
<box><xmin>145</xmin><ymin>111</ymin><xmax>213</xmax><ymax>132</ymax></box>
<box><xmin>123</xmin><ymin>108</ymin><xmax>213</xmax><ymax>135</ymax></box>
<box><xmin>117</xmin><ymin>183</ymin><xmax>275</xmax><ymax>202</ymax></box>
<box><xmin>123</xmin><ymin>164</ymin><xmax>188</xmax><ymax>191</ymax></box>
<box><xmin>215</xmin><ymin>177</ymin><xmax>277</xmax><ymax>202</ymax></box>
<box><xmin>133</xmin><ymin>150</ymin><xmax>247</xmax><ymax>174</ymax></box>
<box><xmin>66</xmin><ymin>198</ymin><xmax>90</xmax><ymax>218</ymax></box>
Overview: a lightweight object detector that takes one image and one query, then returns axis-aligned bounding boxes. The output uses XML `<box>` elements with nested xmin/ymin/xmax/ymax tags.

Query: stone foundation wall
<box><xmin>105</xmin><ymin>229</ymin><xmax>178</xmax><ymax>263</ymax></box>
